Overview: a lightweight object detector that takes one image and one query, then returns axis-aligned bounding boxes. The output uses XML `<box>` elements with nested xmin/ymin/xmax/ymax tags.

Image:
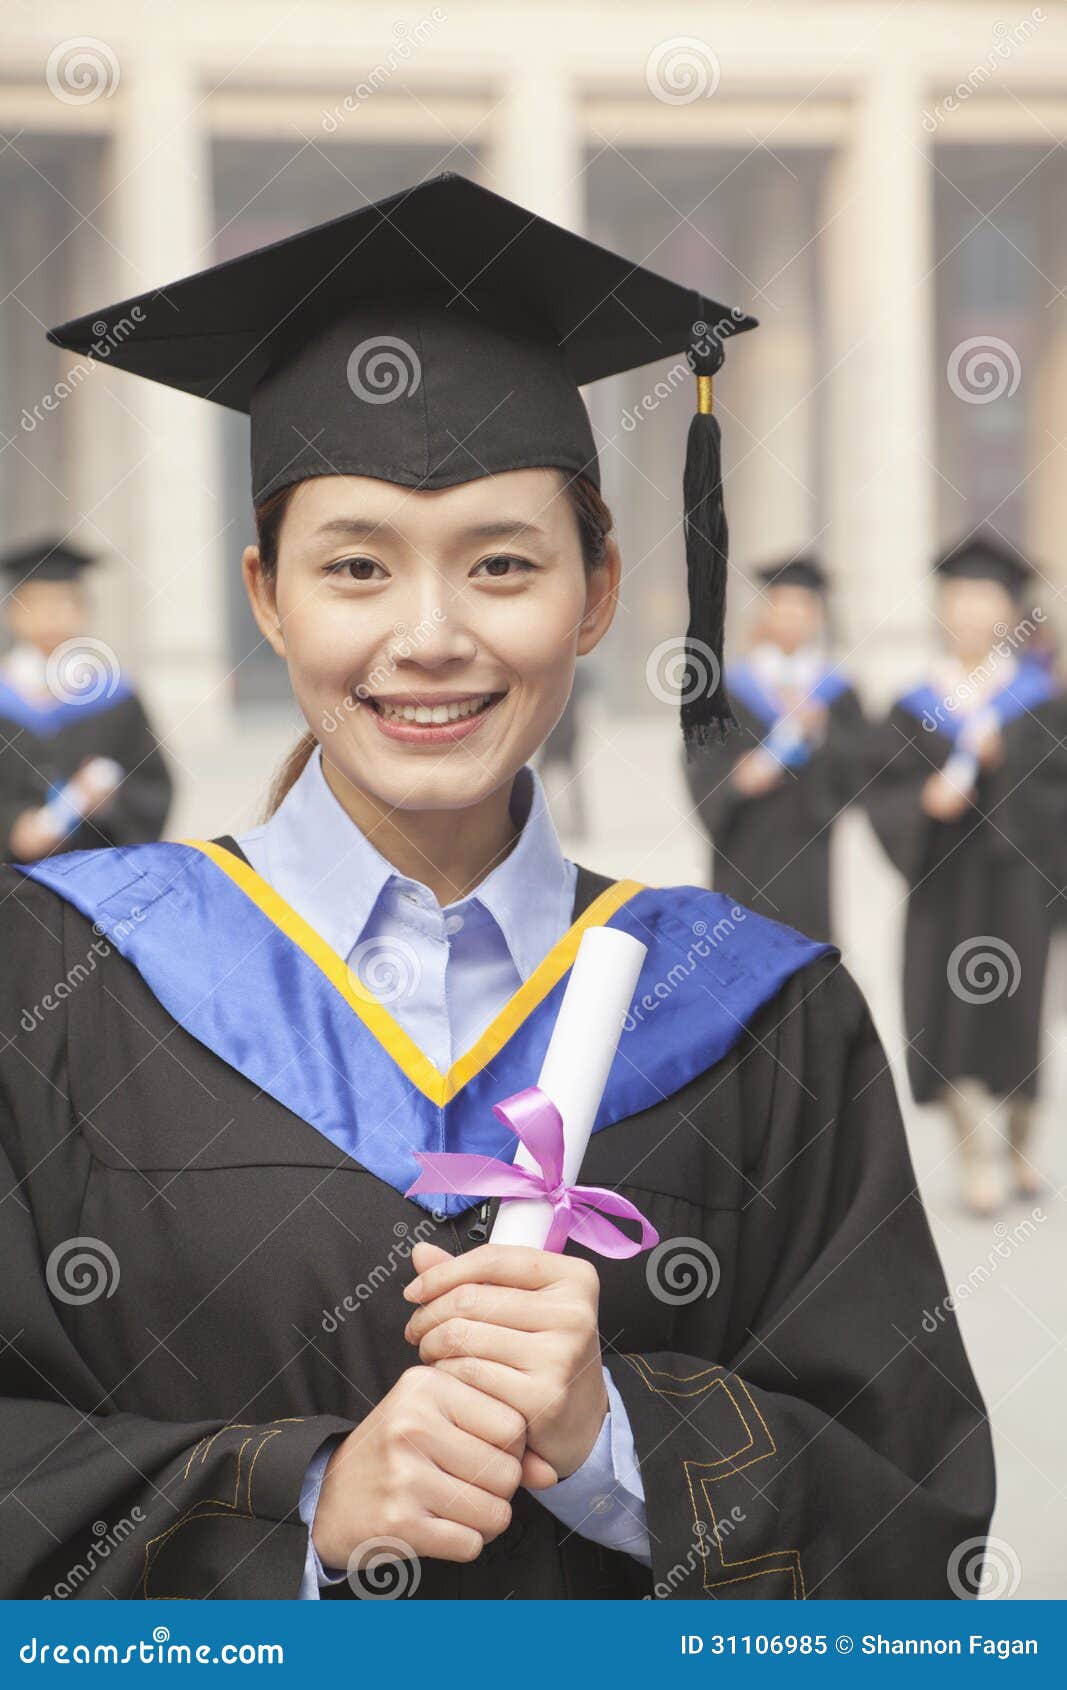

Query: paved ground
<box><xmin>169</xmin><ymin>704</ymin><xmax>1066</xmax><ymax>1599</ymax></box>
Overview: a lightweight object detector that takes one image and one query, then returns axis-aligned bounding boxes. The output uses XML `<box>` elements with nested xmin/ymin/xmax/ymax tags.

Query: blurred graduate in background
<box><xmin>864</xmin><ymin>534</ymin><xmax>1064</xmax><ymax>1216</ymax></box>
<box><xmin>0</xmin><ymin>538</ymin><xmax>173</xmax><ymax>861</ymax></box>
<box><xmin>684</xmin><ymin>554</ymin><xmax>866</xmax><ymax>943</ymax></box>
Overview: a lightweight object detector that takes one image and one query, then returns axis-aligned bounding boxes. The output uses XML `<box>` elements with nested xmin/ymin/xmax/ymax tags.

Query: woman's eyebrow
<box><xmin>312</xmin><ymin>517</ymin><xmax>548</xmax><ymax>543</ymax></box>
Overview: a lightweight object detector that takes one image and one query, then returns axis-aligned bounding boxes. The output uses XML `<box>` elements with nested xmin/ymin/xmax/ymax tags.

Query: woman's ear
<box><xmin>576</xmin><ymin>536</ymin><xmax>621</xmax><ymax>656</ymax></box>
<box><xmin>242</xmin><ymin>545</ymin><xmax>286</xmax><ymax>658</ymax></box>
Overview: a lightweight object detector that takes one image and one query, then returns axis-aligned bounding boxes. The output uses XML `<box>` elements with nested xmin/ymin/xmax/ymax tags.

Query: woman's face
<box><xmin>754</xmin><ymin>584</ymin><xmax>824</xmax><ymax>654</ymax></box>
<box><xmin>244</xmin><ymin>467</ymin><xmax>618</xmax><ymax>814</ymax></box>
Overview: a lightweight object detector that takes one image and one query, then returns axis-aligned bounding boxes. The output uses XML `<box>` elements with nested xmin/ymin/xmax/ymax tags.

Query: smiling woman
<box><xmin>0</xmin><ymin>173</ymin><xmax>993</xmax><ymax>1603</ymax></box>
<box><xmin>254</xmin><ymin>469</ymin><xmax>615</xmax><ymax>836</ymax></box>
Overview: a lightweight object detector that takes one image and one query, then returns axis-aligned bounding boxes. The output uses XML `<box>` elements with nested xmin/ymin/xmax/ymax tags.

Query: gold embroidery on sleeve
<box><xmin>620</xmin><ymin>1356</ymin><xmax>806</xmax><ymax>1598</ymax></box>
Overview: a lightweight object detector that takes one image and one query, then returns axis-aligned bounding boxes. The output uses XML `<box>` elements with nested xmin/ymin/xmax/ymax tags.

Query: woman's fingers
<box><xmin>433</xmin><ymin>1353</ymin><xmax>537</xmax><ymax>1417</ymax></box>
<box><xmin>422</xmin><ymin>1417</ymin><xmax>523</xmax><ymax>1499</ymax></box>
<box><xmin>405</xmin><ymin>1283</ymin><xmax>552</xmax><ymax>1343</ymax></box>
<box><xmin>405</xmin><ymin>1243</ymin><xmax>593</xmax><ymax>1306</ymax></box>
<box><xmin>417</xmin><ymin>1317</ymin><xmax>534</xmax><ymax>1372</ymax></box>
<box><xmin>434</xmin><ymin>1368</ymin><xmax>527</xmax><ymax>1450</ymax></box>
<box><xmin>421</xmin><ymin>1464</ymin><xmax>513</xmax><ymax>1540</ymax></box>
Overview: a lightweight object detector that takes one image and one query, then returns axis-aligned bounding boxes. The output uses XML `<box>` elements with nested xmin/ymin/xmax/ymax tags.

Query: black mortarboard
<box><xmin>46</xmin><ymin>172</ymin><xmax>757</xmax><ymax>748</ymax></box>
<box><xmin>934</xmin><ymin>532</ymin><xmax>1033</xmax><ymax>597</ymax></box>
<box><xmin>0</xmin><ymin>537</ymin><xmax>97</xmax><ymax>587</ymax></box>
<box><xmin>754</xmin><ymin>553</ymin><xmax>827</xmax><ymax>595</ymax></box>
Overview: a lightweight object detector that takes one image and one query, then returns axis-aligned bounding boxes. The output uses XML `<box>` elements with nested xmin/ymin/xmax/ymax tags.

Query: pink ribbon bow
<box><xmin>404</xmin><ymin>1085</ymin><xmax>659</xmax><ymax>1260</ymax></box>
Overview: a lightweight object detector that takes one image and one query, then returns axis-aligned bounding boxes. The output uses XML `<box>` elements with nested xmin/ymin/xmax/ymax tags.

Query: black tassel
<box><xmin>681</xmin><ymin>344</ymin><xmax>735</xmax><ymax>757</ymax></box>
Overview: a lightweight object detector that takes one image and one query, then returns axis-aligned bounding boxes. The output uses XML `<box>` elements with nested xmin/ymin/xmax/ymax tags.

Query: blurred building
<box><xmin>2</xmin><ymin>0</ymin><xmax>1066</xmax><ymax>733</ymax></box>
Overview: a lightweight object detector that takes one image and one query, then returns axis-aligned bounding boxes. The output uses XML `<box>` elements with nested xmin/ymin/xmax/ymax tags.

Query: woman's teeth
<box><xmin>375</xmin><ymin>693</ymin><xmax>496</xmax><ymax>725</ymax></box>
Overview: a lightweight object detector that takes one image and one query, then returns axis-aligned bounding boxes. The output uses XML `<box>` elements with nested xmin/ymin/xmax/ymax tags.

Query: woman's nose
<box><xmin>385</xmin><ymin>598</ymin><xmax>477</xmax><ymax>668</ymax></box>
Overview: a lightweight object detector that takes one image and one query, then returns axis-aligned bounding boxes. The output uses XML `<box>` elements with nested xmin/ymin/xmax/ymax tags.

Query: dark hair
<box><xmin>257</xmin><ymin>471</ymin><xmax>614</xmax><ymax>817</ymax></box>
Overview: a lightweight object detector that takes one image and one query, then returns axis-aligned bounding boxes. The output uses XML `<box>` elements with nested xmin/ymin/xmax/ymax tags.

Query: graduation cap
<box><xmin>754</xmin><ymin>553</ymin><xmax>827</xmax><ymax>595</ymax></box>
<box><xmin>934</xmin><ymin>532</ymin><xmax>1033</xmax><ymax>597</ymax></box>
<box><xmin>0</xmin><ymin>537</ymin><xmax>98</xmax><ymax>587</ymax></box>
<box><xmin>46</xmin><ymin>172</ymin><xmax>757</xmax><ymax>748</ymax></box>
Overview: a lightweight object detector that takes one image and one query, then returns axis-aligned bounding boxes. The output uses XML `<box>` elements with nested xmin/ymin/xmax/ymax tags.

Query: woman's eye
<box><xmin>325</xmin><ymin>557</ymin><xmax>386</xmax><ymax>581</ymax></box>
<box><xmin>471</xmin><ymin>554</ymin><xmax>537</xmax><ymax>579</ymax></box>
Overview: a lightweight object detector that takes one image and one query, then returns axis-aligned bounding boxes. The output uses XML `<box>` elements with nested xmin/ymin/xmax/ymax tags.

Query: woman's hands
<box><xmin>312</xmin><ymin>1362</ymin><xmax>557</xmax><ymax>1572</ymax></box>
<box><xmin>403</xmin><ymin>1240</ymin><xmax>608</xmax><ymax>1482</ymax></box>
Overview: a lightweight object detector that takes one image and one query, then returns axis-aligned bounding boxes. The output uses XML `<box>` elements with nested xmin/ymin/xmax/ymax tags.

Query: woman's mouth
<box><xmin>366</xmin><ymin>690</ymin><xmax>506</xmax><ymax>745</ymax></box>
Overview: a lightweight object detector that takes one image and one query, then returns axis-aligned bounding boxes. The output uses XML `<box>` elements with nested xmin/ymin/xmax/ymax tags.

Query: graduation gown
<box><xmin>0</xmin><ymin>837</ymin><xmax>992</xmax><ymax>1600</ymax></box>
<box><xmin>684</xmin><ymin>667</ymin><xmax>866</xmax><ymax>942</ymax></box>
<box><xmin>0</xmin><ymin>675</ymin><xmax>172</xmax><ymax>857</ymax></box>
<box><xmin>864</xmin><ymin>665</ymin><xmax>1064</xmax><ymax>1104</ymax></box>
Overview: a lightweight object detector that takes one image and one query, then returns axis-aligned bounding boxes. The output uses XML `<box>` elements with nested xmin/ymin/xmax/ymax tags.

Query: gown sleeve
<box><xmin>96</xmin><ymin>692</ymin><xmax>173</xmax><ymax>846</ymax></box>
<box><xmin>825</xmin><ymin>684</ymin><xmax>869</xmax><ymax>812</ymax></box>
<box><xmin>0</xmin><ymin>874</ymin><xmax>354</xmax><ymax>1600</ymax></box>
<box><xmin>861</xmin><ymin>703</ymin><xmax>941</xmax><ymax>884</ymax></box>
<box><xmin>602</xmin><ymin>955</ymin><xmax>994</xmax><ymax>1599</ymax></box>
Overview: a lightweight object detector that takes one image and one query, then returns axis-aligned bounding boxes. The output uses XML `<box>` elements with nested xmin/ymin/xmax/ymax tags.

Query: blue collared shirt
<box><xmin>237</xmin><ymin>747</ymin><xmax>650</xmax><ymax>1593</ymax></box>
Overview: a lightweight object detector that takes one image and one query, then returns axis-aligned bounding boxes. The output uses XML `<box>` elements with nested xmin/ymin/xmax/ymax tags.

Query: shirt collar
<box><xmin>241</xmin><ymin>747</ymin><xmax>574</xmax><ymax>979</ymax></box>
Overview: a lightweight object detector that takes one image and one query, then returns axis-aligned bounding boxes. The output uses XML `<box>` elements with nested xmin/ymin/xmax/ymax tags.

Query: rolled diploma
<box><xmin>489</xmin><ymin>924</ymin><xmax>648</xmax><ymax>1249</ymax></box>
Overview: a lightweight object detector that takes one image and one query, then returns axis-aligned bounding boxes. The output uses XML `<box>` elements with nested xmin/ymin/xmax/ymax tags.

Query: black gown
<box><xmin>684</xmin><ymin>687</ymin><xmax>866</xmax><ymax>943</ymax></box>
<box><xmin>864</xmin><ymin>694</ymin><xmax>1065</xmax><ymax>1104</ymax></box>
<box><xmin>0</xmin><ymin>688</ymin><xmax>172</xmax><ymax>858</ymax></box>
<box><xmin>0</xmin><ymin>844</ymin><xmax>993</xmax><ymax>1600</ymax></box>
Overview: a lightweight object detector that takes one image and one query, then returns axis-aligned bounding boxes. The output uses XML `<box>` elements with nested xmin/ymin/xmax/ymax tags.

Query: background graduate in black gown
<box><xmin>0</xmin><ymin>177</ymin><xmax>992</xmax><ymax>1601</ymax></box>
<box><xmin>684</xmin><ymin>555</ymin><xmax>865</xmax><ymax>942</ymax></box>
<box><xmin>864</xmin><ymin>534</ymin><xmax>1063</xmax><ymax>1216</ymax></box>
<box><xmin>0</xmin><ymin>539</ymin><xmax>172</xmax><ymax>860</ymax></box>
